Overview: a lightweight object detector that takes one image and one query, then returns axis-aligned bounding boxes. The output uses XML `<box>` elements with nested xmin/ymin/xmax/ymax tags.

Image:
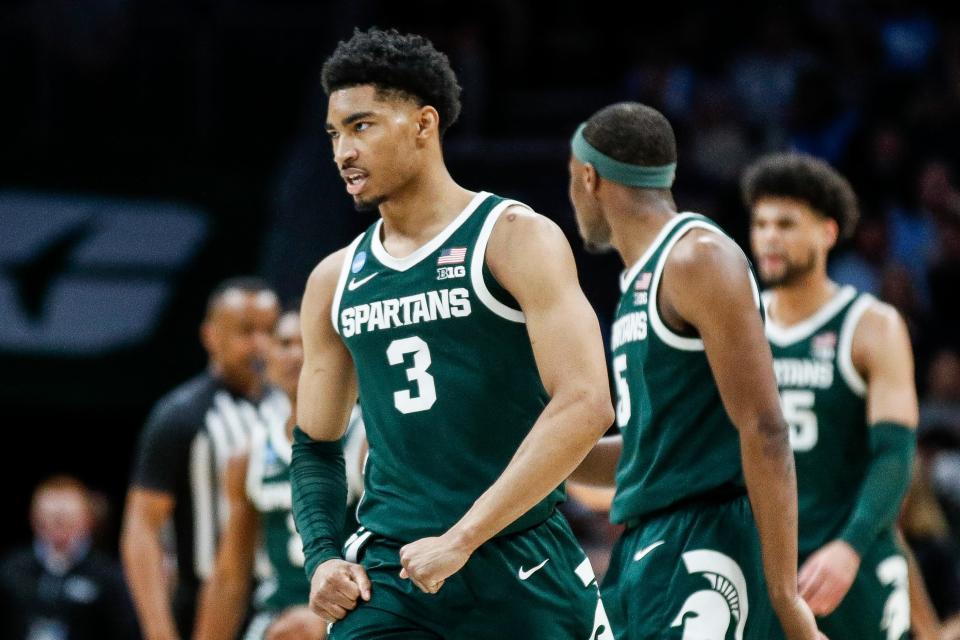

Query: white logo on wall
<box><xmin>0</xmin><ymin>191</ymin><xmax>208</xmax><ymax>355</ymax></box>
<box><xmin>671</xmin><ymin>549</ymin><xmax>749</xmax><ymax>640</ymax></box>
<box><xmin>877</xmin><ymin>555</ymin><xmax>910</xmax><ymax>640</ymax></box>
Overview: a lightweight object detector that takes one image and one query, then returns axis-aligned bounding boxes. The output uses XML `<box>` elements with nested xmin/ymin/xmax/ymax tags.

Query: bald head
<box><xmin>201</xmin><ymin>277</ymin><xmax>280</xmax><ymax>397</ymax></box>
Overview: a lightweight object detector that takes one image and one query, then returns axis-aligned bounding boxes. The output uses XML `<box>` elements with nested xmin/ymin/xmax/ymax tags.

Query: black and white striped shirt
<box><xmin>130</xmin><ymin>373</ymin><xmax>284</xmax><ymax>613</ymax></box>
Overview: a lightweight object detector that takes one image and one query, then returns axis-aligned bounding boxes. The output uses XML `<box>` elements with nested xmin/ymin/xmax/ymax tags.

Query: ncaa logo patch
<box><xmin>351</xmin><ymin>251</ymin><xmax>367</xmax><ymax>273</ymax></box>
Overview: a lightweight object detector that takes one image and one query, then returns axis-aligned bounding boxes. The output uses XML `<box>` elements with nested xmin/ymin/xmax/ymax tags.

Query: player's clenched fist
<box><xmin>399</xmin><ymin>533</ymin><xmax>472</xmax><ymax>595</ymax></box>
<box><xmin>309</xmin><ymin>559</ymin><xmax>372</xmax><ymax>623</ymax></box>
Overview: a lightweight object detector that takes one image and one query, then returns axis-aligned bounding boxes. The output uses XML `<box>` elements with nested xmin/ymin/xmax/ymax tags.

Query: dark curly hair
<box><xmin>583</xmin><ymin>102</ymin><xmax>677</xmax><ymax>168</ymax></box>
<box><xmin>321</xmin><ymin>28</ymin><xmax>462</xmax><ymax>136</ymax></box>
<box><xmin>741</xmin><ymin>153</ymin><xmax>860</xmax><ymax>240</ymax></box>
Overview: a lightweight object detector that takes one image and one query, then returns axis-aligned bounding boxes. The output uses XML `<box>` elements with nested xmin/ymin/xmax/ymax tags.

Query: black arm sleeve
<box><xmin>290</xmin><ymin>426</ymin><xmax>347</xmax><ymax>582</ymax></box>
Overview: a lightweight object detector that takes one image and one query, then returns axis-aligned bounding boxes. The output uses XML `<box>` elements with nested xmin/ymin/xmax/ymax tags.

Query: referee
<box><xmin>121</xmin><ymin>277</ymin><xmax>282</xmax><ymax>640</ymax></box>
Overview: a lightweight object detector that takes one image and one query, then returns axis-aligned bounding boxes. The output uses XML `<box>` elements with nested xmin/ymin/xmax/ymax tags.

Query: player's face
<box><xmin>31</xmin><ymin>489</ymin><xmax>91</xmax><ymax>553</ymax></box>
<box><xmin>267</xmin><ymin>311</ymin><xmax>303</xmax><ymax>401</ymax></box>
<box><xmin>326</xmin><ymin>85</ymin><xmax>425</xmax><ymax>211</ymax></box>
<box><xmin>568</xmin><ymin>156</ymin><xmax>612</xmax><ymax>253</ymax></box>
<box><xmin>750</xmin><ymin>197</ymin><xmax>835</xmax><ymax>287</ymax></box>
<box><xmin>205</xmin><ymin>290</ymin><xmax>279</xmax><ymax>394</ymax></box>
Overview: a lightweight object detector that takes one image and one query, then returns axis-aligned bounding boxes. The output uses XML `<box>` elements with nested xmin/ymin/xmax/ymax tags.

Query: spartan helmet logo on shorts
<box><xmin>670</xmin><ymin>550</ymin><xmax>749</xmax><ymax>640</ymax></box>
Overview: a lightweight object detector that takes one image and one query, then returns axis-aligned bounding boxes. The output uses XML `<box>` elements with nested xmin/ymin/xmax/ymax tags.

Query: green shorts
<box><xmin>329</xmin><ymin>510</ymin><xmax>612</xmax><ymax>639</ymax></box>
<box><xmin>775</xmin><ymin>531</ymin><xmax>909</xmax><ymax>640</ymax></box>
<box><xmin>601</xmin><ymin>494</ymin><xmax>775</xmax><ymax>640</ymax></box>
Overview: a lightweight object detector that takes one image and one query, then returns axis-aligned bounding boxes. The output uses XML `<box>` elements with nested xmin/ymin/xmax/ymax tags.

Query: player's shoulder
<box><xmin>487</xmin><ymin>202</ymin><xmax>568</xmax><ymax>258</ymax></box>
<box><xmin>307</xmin><ymin>244</ymin><xmax>356</xmax><ymax>291</ymax></box>
<box><xmin>302</xmin><ymin>240</ymin><xmax>364</xmax><ymax>313</ymax></box>
<box><xmin>148</xmin><ymin>372</ymin><xmax>218</xmax><ymax>429</ymax></box>
<box><xmin>667</xmin><ymin>224</ymin><xmax>745</xmax><ymax>280</ymax></box>
<box><xmin>852</xmin><ymin>294</ymin><xmax>908</xmax><ymax>344</ymax></box>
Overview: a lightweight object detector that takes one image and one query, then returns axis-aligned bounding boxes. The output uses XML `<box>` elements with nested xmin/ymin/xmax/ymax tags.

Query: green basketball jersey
<box><xmin>332</xmin><ymin>191</ymin><xmax>558</xmax><ymax>542</ymax></box>
<box><xmin>610</xmin><ymin>213</ymin><xmax>758</xmax><ymax>524</ymax></box>
<box><xmin>765</xmin><ymin>285</ymin><xmax>875</xmax><ymax>555</ymax></box>
<box><xmin>246</xmin><ymin>397</ymin><xmax>310</xmax><ymax>612</ymax></box>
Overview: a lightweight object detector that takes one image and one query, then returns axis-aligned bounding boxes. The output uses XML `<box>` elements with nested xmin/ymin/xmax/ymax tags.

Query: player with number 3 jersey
<box><xmin>290</xmin><ymin>28</ymin><xmax>615</xmax><ymax>640</ymax></box>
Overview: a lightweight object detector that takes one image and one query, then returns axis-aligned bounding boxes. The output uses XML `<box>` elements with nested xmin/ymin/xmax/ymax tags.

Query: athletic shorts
<box><xmin>329</xmin><ymin>510</ymin><xmax>612</xmax><ymax>639</ymax></box>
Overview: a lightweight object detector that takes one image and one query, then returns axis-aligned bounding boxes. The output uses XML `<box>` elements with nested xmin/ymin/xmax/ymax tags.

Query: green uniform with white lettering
<box><xmin>329</xmin><ymin>191</ymin><xmax>611</xmax><ymax>639</ymax></box>
<box><xmin>766</xmin><ymin>286</ymin><xmax>909</xmax><ymax>640</ymax></box>
<box><xmin>602</xmin><ymin>212</ymin><xmax>775</xmax><ymax>640</ymax></box>
<box><xmin>241</xmin><ymin>397</ymin><xmax>310</xmax><ymax>639</ymax></box>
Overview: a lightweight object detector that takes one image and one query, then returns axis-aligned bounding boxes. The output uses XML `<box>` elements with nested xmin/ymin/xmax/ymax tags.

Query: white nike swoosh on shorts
<box><xmin>518</xmin><ymin>558</ymin><xmax>550</xmax><ymax>580</ymax></box>
<box><xmin>634</xmin><ymin>540</ymin><xmax>666</xmax><ymax>562</ymax></box>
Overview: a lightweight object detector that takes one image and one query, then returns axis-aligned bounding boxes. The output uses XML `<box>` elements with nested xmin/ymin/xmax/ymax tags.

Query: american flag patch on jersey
<box><xmin>438</xmin><ymin>247</ymin><xmax>467</xmax><ymax>265</ymax></box>
<box><xmin>635</xmin><ymin>272</ymin><xmax>652</xmax><ymax>291</ymax></box>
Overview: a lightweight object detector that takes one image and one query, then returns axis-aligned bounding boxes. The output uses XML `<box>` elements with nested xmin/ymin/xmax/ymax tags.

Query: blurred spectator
<box><xmin>920</xmin><ymin>350</ymin><xmax>960</xmax><ymax>436</ymax></box>
<box><xmin>0</xmin><ymin>476</ymin><xmax>139</xmax><ymax>640</ymax></box>
<box><xmin>928</xmin><ymin>203</ymin><xmax>960</xmax><ymax>350</ymax></box>
<box><xmin>886</xmin><ymin>161</ymin><xmax>952</xmax><ymax>306</ymax></box>
<box><xmin>788</xmin><ymin>64</ymin><xmax>859</xmax><ymax>165</ymax></box>
<box><xmin>830</xmin><ymin>215</ymin><xmax>889</xmax><ymax>295</ymax></box>
<box><xmin>729</xmin><ymin>15</ymin><xmax>812</xmax><ymax>133</ymax></box>
<box><xmin>903</xmin><ymin>432</ymin><xmax>960</xmax><ymax>621</ymax></box>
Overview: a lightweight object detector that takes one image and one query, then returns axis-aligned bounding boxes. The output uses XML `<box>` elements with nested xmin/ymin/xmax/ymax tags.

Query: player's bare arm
<box><xmin>193</xmin><ymin>454</ymin><xmax>257</xmax><ymax>640</ymax></box>
<box><xmin>292</xmin><ymin>248</ymin><xmax>371</xmax><ymax>623</ymax></box>
<box><xmin>569</xmin><ymin>434</ymin><xmax>622</xmax><ymax>487</ymax></box>
<box><xmin>398</xmin><ymin>207</ymin><xmax>615</xmax><ymax>593</ymax></box>
<box><xmin>662</xmin><ymin>229</ymin><xmax>822</xmax><ymax>640</ymax></box>
<box><xmin>121</xmin><ymin>489</ymin><xmax>181</xmax><ymax>640</ymax></box>
<box><xmin>799</xmin><ymin>301</ymin><xmax>918</xmax><ymax>616</ymax></box>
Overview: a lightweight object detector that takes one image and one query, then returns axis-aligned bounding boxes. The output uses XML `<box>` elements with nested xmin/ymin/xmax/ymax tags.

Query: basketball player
<box><xmin>744</xmin><ymin>152</ymin><xmax>918</xmax><ymax>640</ymax></box>
<box><xmin>567</xmin><ymin>103</ymin><xmax>823</xmax><ymax>640</ymax></box>
<box><xmin>290</xmin><ymin>28</ymin><xmax>615</xmax><ymax>639</ymax></box>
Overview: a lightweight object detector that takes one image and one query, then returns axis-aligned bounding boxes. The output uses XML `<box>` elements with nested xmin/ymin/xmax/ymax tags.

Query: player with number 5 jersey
<box><xmin>745</xmin><ymin>153</ymin><xmax>922</xmax><ymax>640</ymax></box>
<box><xmin>290</xmin><ymin>28</ymin><xmax>615</xmax><ymax>640</ymax></box>
<box><xmin>567</xmin><ymin>103</ymin><xmax>824</xmax><ymax>640</ymax></box>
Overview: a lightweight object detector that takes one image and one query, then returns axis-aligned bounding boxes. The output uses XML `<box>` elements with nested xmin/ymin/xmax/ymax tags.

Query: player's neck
<box><xmin>609</xmin><ymin>193</ymin><xmax>677</xmax><ymax>268</ymax></box>
<box><xmin>768</xmin><ymin>272</ymin><xmax>839</xmax><ymax>327</ymax></box>
<box><xmin>378</xmin><ymin>165</ymin><xmax>473</xmax><ymax>248</ymax></box>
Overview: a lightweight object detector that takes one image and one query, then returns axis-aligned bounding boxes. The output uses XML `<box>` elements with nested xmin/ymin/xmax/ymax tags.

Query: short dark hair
<box><xmin>741</xmin><ymin>153</ymin><xmax>860</xmax><ymax>240</ymax></box>
<box><xmin>205</xmin><ymin>276</ymin><xmax>276</xmax><ymax>318</ymax></box>
<box><xmin>321</xmin><ymin>28</ymin><xmax>462</xmax><ymax>136</ymax></box>
<box><xmin>582</xmin><ymin>102</ymin><xmax>677</xmax><ymax>169</ymax></box>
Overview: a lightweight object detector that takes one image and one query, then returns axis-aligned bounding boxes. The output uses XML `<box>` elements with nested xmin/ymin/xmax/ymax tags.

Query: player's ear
<box><xmin>583</xmin><ymin>162</ymin><xmax>600</xmax><ymax>195</ymax></box>
<box><xmin>200</xmin><ymin>320</ymin><xmax>218</xmax><ymax>357</ymax></box>
<box><xmin>415</xmin><ymin>106</ymin><xmax>440</xmax><ymax>144</ymax></box>
<box><xmin>823</xmin><ymin>217</ymin><xmax>840</xmax><ymax>252</ymax></box>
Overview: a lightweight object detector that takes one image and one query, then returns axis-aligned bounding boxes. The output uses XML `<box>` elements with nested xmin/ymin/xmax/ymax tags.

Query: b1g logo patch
<box><xmin>437</xmin><ymin>265</ymin><xmax>466</xmax><ymax>280</ymax></box>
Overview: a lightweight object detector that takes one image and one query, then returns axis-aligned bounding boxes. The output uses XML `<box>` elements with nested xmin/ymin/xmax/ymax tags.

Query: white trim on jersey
<box><xmin>331</xmin><ymin>233</ymin><xmax>366</xmax><ymax>335</ymax></box>
<box><xmin>763</xmin><ymin>285</ymin><xmax>858</xmax><ymax>347</ymax></box>
<box><xmin>619</xmin><ymin>213</ymin><xmax>695</xmax><ymax>293</ymax></box>
<box><xmin>369</xmin><ymin>191</ymin><xmax>489</xmax><ymax>272</ymax></box>
<box><xmin>190</xmin><ymin>433</ymin><xmax>216</xmax><ymax>580</ymax></box>
<box><xmin>647</xmin><ymin>219</ymin><xmax>761</xmax><ymax>352</ymax></box>
<box><xmin>214</xmin><ymin>391</ymin><xmax>249</xmax><ymax>450</ymax></box>
<box><xmin>838</xmin><ymin>293</ymin><xmax>875</xmax><ymax>398</ymax></box>
<box><xmin>266</xmin><ymin>394</ymin><xmax>293</xmax><ymax>465</ymax></box>
<box><xmin>246</xmin><ymin>428</ymin><xmax>293</xmax><ymax>512</ymax></box>
<box><xmin>343</xmin><ymin>529</ymin><xmax>373</xmax><ymax>563</ymax></box>
<box><xmin>470</xmin><ymin>198</ymin><xmax>528</xmax><ymax>323</ymax></box>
